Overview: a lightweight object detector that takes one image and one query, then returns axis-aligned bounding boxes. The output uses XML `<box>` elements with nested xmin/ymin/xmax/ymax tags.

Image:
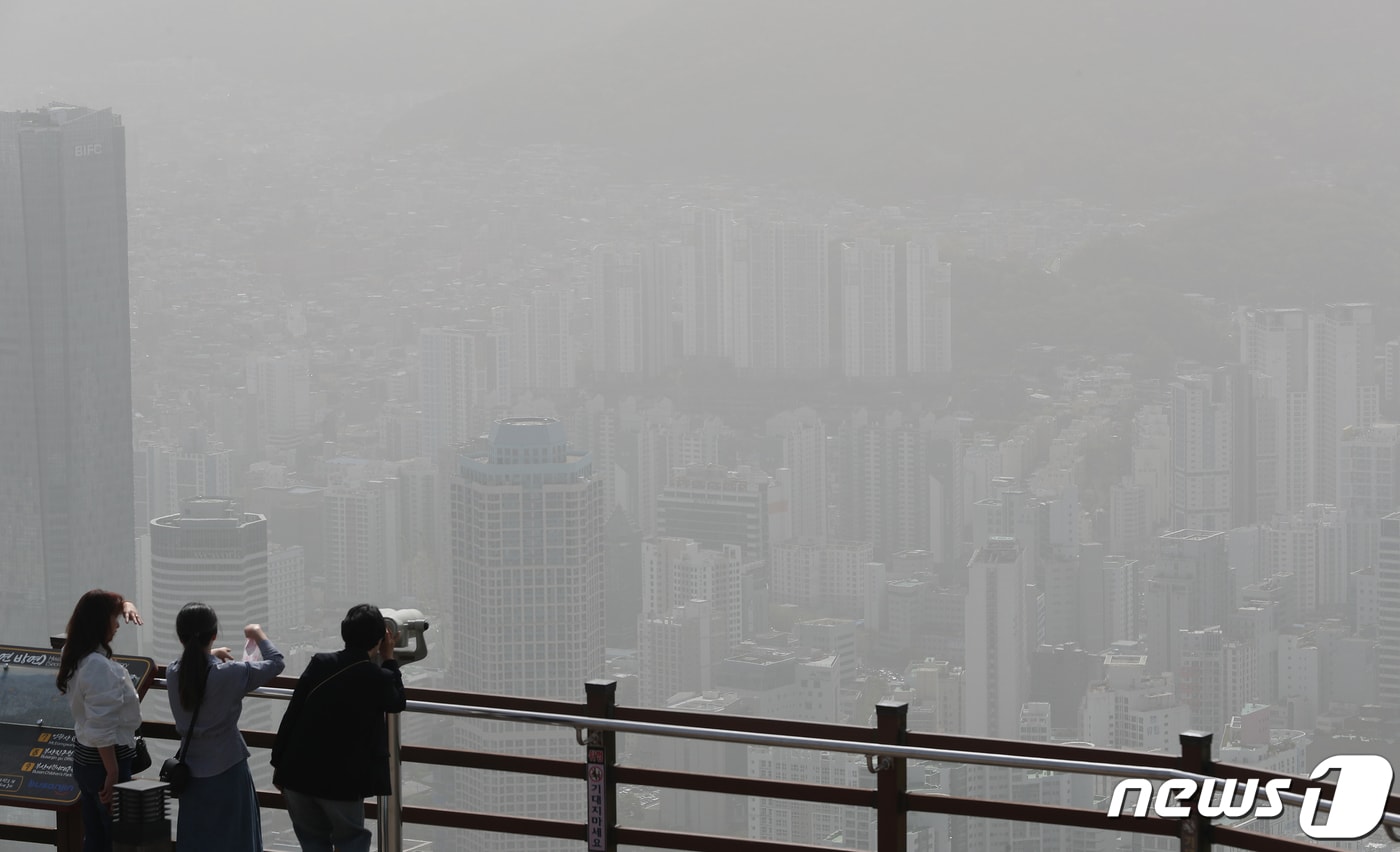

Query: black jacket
<box><xmin>270</xmin><ymin>649</ymin><xmax>406</xmax><ymax>800</ymax></box>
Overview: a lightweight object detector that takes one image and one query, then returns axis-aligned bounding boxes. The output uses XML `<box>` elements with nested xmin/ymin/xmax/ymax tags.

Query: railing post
<box><xmin>875</xmin><ymin>700</ymin><xmax>908</xmax><ymax>852</ymax></box>
<box><xmin>1179</xmin><ymin>731</ymin><xmax>1213</xmax><ymax>852</ymax></box>
<box><xmin>585</xmin><ymin>679</ymin><xmax>618</xmax><ymax>852</ymax></box>
<box><xmin>377</xmin><ymin>711</ymin><xmax>404</xmax><ymax>852</ymax></box>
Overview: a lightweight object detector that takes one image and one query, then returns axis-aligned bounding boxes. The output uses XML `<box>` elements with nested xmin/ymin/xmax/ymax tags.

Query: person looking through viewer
<box><xmin>165</xmin><ymin>603</ymin><xmax>285</xmax><ymax>852</ymax></box>
<box><xmin>55</xmin><ymin>590</ymin><xmax>144</xmax><ymax>852</ymax></box>
<box><xmin>271</xmin><ymin>604</ymin><xmax>407</xmax><ymax>852</ymax></box>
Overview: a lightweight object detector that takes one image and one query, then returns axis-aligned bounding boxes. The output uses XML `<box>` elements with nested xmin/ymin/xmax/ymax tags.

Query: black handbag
<box><xmin>159</xmin><ymin>667</ymin><xmax>205</xmax><ymax>798</ymax></box>
<box><xmin>159</xmin><ymin>756</ymin><xmax>190</xmax><ymax>797</ymax></box>
<box><xmin>131</xmin><ymin>734</ymin><xmax>152</xmax><ymax>774</ymax></box>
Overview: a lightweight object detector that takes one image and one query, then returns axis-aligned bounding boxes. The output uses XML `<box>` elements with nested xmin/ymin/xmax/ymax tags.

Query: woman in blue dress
<box><xmin>166</xmin><ymin>602</ymin><xmax>285</xmax><ymax>852</ymax></box>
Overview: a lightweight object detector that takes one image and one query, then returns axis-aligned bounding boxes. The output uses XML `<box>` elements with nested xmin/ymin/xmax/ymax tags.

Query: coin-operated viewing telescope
<box><xmin>380</xmin><ymin>607</ymin><xmax>429</xmax><ymax>664</ymax></box>
<box><xmin>375</xmin><ymin>607</ymin><xmax>429</xmax><ymax>852</ymax></box>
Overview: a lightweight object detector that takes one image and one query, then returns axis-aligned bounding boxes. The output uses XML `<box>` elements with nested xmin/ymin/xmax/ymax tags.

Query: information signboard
<box><xmin>0</xmin><ymin>645</ymin><xmax>154</xmax><ymax>808</ymax></box>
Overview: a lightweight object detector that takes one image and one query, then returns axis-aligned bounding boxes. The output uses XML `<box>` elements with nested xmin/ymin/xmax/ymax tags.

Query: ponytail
<box><xmin>174</xmin><ymin>603</ymin><xmax>218</xmax><ymax>711</ymax></box>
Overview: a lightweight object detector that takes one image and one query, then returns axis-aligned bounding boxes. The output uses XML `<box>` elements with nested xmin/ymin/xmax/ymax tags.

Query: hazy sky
<box><xmin>7</xmin><ymin>2</ymin><xmax>1400</xmax><ymax>198</ymax></box>
<box><xmin>0</xmin><ymin>1</ymin><xmax>651</xmax><ymax>105</ymax></box>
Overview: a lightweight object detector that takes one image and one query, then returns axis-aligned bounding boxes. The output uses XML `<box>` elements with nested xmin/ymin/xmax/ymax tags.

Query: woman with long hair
<box><xmin>55</xmin><ymin>589</ymin><xmax>145</xmax><ymax>852</ymax></box>
<box><xmin>165</xmin><ymin>603</ymin><xmax>284</xmax><ymax>851</ymax></box>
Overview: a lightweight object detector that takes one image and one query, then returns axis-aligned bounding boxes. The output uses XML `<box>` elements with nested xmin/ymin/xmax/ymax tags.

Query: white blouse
<box><xmin>66</xmin><ymin>652</ymin><xmax>141</xmax><ymax>748</ymax></box>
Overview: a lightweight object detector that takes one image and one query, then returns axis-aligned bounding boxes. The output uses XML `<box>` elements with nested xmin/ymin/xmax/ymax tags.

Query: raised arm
<box><xmin>239</xmin><ymin>624</ymin><xmax>286</xmax><ymax>690</ymax></box>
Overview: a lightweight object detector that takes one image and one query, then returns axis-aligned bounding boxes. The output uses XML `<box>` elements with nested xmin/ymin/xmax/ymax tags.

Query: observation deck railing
<box><xmin>4</xmin><ymin>669</ymin><xmax>1398</xmax><ymax>851</ymax></box>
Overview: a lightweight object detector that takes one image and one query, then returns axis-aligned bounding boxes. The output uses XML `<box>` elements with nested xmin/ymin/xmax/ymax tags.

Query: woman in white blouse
<box><xmin>55</xmin><ymin>589</ymin><xmax>144</xmax><ymax>852</ymax></box>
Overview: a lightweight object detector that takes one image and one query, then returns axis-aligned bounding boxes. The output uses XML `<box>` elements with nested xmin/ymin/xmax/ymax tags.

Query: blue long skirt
<box><xmin>174</xmin><ymin>759</ymin><xmax>261</xmax><ymax>852</ymax></box>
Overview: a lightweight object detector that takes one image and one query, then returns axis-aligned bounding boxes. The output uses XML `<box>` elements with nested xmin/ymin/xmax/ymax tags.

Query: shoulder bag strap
<box><xmin>304</xmin><ymin>659</ymin><xmax>371</xmax><ymax>704</ymax></box>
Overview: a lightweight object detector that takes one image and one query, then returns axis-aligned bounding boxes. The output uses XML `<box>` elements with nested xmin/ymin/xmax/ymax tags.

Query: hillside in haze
<box><xmin>392</xmin><ymin>1</ymin><xmax>1400</xmax><ymax>201</ymax></box>
<box><xmin>1062</xmin><ymin>186</ymin><xmax>1400</xmax><ymax>315</ymax></box>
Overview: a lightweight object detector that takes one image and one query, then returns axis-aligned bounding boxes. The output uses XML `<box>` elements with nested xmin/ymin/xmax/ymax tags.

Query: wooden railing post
<box><xmin>876</xmin><ymin>700</ymin><xmax>909</xmax><ymax>852</ymax></box>
<box><xmin>584</xmin><ymin>679</ymin><xmax>618</xmax><ymax>852</ymax></box>
<box><xmin>1179</xmin><ymin>731</ymin><xmax>1213</xmax><ymax>852</ymax></box>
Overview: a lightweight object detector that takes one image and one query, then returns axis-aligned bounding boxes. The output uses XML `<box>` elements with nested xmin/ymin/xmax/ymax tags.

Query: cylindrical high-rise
<box><xmin>149</xmin><ymin>497</ymin><xmax>269</xmax><ymax>666</ymax></box>
<box><xmin>450</xmin><ymin>418</ymin><xmax>604</xmax><ymax>852</ymax></box>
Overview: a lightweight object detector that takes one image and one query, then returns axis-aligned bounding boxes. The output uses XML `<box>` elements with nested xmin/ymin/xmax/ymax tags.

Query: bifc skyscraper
<box><xmin>0</xmin><ymin>105</ymin><xmax>134</xmax><ymax>640</ymax></box>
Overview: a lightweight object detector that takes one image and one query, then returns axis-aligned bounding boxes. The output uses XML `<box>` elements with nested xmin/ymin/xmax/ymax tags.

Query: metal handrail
<box><xmin>153</xmin><ymin>677</ymin><xmax>1400</xmax><ymax>835</ymax></box>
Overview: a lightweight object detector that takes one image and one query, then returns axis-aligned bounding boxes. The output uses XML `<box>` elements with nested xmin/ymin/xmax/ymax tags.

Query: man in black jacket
<box><xmin>271</xmin><ymin>604</ymin><xmax>407</xmax><ymax>852</ymax></box>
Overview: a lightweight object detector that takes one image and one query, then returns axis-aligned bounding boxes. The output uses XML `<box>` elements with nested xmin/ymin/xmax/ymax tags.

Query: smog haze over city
<box><xmin>7</xmin><ymin>2</ymin><xmax>1400</xmax><ymax>849</ymax></box>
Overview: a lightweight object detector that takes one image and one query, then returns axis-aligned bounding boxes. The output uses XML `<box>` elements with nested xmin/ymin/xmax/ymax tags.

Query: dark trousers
<box><xmin>72</xmin><ymin>757</ymin><xmax>133</xmax><ymax>852</ymax></box>
<box><xmin>281</xmin><ymin>787</ymin><xmax>371</xmax><ymax>852</ymax></box>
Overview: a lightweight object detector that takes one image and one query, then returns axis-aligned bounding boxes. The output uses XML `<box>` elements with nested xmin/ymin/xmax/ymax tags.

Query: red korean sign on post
<box><xmin>587</xmin><ymin>746</ymin><xmax>607</xmax><ymax>851</ymax></box>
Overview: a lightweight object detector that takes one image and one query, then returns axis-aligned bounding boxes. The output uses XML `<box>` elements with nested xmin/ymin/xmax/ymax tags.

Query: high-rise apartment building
<box><xmin>0</xmin><ymin>105</ymin><xmax>135</xmax><ymax>639</ymax></box>
<box><xmin>246</xmin><ymin>484</ymin><xmax>325</xmax><ymax>581</ymax></box>
<box><xmin>323</xmin><ymin>477</ymin><xmax>400</xmax><ymax>612</ymax></box>
<box><xmin>642</xmin><ymin>538</ymin><xmax>745</xmax><ymax>650</ymax></box>
<box><xmin>1338</xmin><ymin>422</ymin><xmax>1400</xmax><ymax>573</ymax></box>
<box><xmin>1264</xmin><ymin>503</ymin><xmax>1349</xmax><ymax>616</ymax></box>
<box><xmin>449</xmin><ymin>418</ymin><xmax>604</xmax><ymax>852</ymax></box>
<box><xmin>419</xmin><ymin>324</ymin><xmax>506</xmax><ymax>456</ymax></box>
<box><xmin>1144</xmin><ymin>529</ymin><xmax>1229</xmax><ymax>676</ymax></box>
<box><xmin>507</xmin><ymin>288</ymin><xmax>576</xmax><ymax>392</ymax></box>
<box><xmin>834</xmin><ymin>237</ymin><xmax>954</xmax><ymax>379</ymax></box>
<box><xmin>133</xmin><ymin>430</ymin><xmax>232</xmax><ymax>535</ymax></box>
<box><xmin>764</xmin><ymin>409</ymin><xmax>829</xmax><ymax>542</ymax></box>
<box><xmin>1385</xmin><ymin>339</ymin><xmax>1400</xmax><ymax>419</ymax></box>
<box><xmin>1168</xmin><ymin>374</ymin><xmax>1233</xmax><ymax>532</ymax></box>
<box><xmin>770</xmin><ymin>540</ymin><xmax>879</xmax><ymax>619</ymax></box>
<box><xmin>266</xmin><ymin>544</ymin><xmax>306</xmax><ymax>641</ymax></box>
<box><xmin>638</xmin><ymin>598</ymin><xmax>726</xmax><ymax>708</ymax></box>
<box><xmin>740</xmin><ymin>221</ymin><xmax>829</xmax><ymax>374</ymax></box>
<box><xmin>1076</xmin><ymin>546</ymin><xmax>1139</xmax><ymax>653</ymax></box>
<box><xmin>904</xmin><ymin>238</ymin><xmax>953</xmax><ymax>376</ymax></box>
<box><xmin>656</xmin><ymin>464</ymin><xmax>786</xmax><ymax>563</ymax></box>
<box><xmin>1377</xmin><ymin>512</ymin><xmax>1400</xmax><ymax>706</ymax></box>
<box><xmin>1176</xmin><ymin>626</ymin><xmax>1258</xmax><ymax>735</ymax></box>
<box><xmin>1082</xmin><ymin>656</ymin><xmax>1189</xmax><ymax>752</ymax></box>
<box><xmin>591</xmin><ymin>244</ymin><xmax>670</xmax><ymax>377</ymax></box>
<box><xmin>1239</xmin><ymin>307</ymin><xmax>1310</xmax><ymax>515</ymax></box>
<box><xmin>963</xmin><ymin>538</ymin><xmax>1028</xmax><ymax>738</ymax></box>
<box><xmin>1309</xmin><ymin>303</ymin><xmax>1379</xmax><ymax>504</ymax></box>
<box><xmin>836</xmin><ymin>409</ymin><xmax>954</xmax><ymax>562</ymax></box>
<box><xmin>839</xmin><ymin>238</ymin><xmax>898</xmax><ymax>379</ymax></box>
<box><xmin>246</xmin><ymin>350</ymin><xmax>314</xmax><ymax>457</ymax></box>
<box><xmin>1217</xmin><ymin>363</ymin><xmax>1276</xmax><ymax>528</ymax></box>
<box><xmin>680</xmin><ymin>207</ymin><xmax>736</xmax><ymax>361</ymax></box>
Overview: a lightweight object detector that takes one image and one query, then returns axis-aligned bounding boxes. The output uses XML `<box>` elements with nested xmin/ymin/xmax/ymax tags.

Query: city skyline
<box><xmin>8</xmin><ymin>4</ymin><xmax>1400</xmax><ymax>848</ymax></box>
